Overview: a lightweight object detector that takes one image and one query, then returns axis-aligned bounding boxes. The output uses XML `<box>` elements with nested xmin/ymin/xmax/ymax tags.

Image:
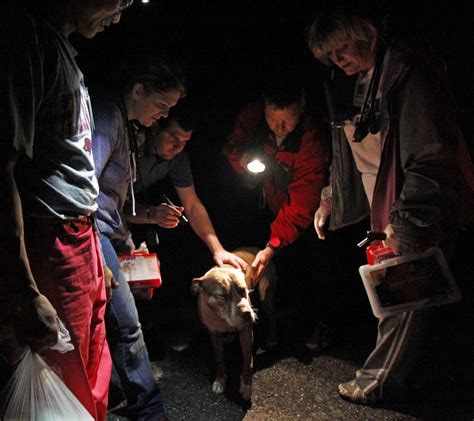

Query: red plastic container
<box><xmin>366</xmin><ymin>244</ymin><xmax>396</xmax><ymax>265</ymax></box>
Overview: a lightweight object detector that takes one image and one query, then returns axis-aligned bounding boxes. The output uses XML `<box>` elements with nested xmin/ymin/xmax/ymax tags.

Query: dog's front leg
<box><xmin>239</xmin><ymin>325</ymin><xmax>253</xmax><ymax>400</ymax></box>
<box><xmin>260</xmin><ymin>276</ymin><xmax>278</xmax><ymax>348</ymax></box>
<box><xmin>210</xmin><ymin>332</ymin><xmax>226</xmax><ymax>394</ymax></box>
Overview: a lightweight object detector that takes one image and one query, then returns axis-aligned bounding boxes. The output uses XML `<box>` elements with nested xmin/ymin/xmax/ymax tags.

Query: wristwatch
<box><xmin>265</xmin><ymin>237</ymin><xmax>281</xmax><ymax>253</ymax></box>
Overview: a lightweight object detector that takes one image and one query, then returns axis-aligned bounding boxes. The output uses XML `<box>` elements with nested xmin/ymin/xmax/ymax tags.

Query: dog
<box><xmin>191</xmin><ymin>247</ymin><xmax>277</xmax><ymax>400</ymax></box>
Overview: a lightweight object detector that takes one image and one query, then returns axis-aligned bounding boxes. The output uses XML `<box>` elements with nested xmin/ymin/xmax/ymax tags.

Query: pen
<box><xmin>160</xmin><ymin>194</ymin><xmax>189</xmax><ymax>224</ymax></box>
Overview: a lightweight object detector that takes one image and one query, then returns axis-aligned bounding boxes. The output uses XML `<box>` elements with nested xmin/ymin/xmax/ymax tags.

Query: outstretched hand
<box><xmin>251</xmin><ymin>247</ymin><xmax>274</xmax><ymax>281</ymax></box>
<box><xmin>213</xmin><ymin>250</ymin><xmax>248</xmax><ymax>272</ymax></box>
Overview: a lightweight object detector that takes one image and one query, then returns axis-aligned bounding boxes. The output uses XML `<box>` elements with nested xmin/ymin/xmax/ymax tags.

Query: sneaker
<box><xmin>338</xmin><ymin>380</ymin><xmax>377</xmax><ymax>405</ymax></box>
<box><xmin>305</xmin><ymin>322</ymin><xmax>335</xmax><ymax>352</ymax></box>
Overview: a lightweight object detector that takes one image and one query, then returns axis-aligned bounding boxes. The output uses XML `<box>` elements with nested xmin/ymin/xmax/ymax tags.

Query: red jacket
<box><xmin>223</xmin><ymin>102</ymin><xmax>330</xmax><ymax>247</ymax></box>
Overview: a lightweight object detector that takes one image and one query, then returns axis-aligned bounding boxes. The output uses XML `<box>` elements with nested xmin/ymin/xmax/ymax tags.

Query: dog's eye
<box><xmin>235</xmin><ymin>287</ymin><xmax>247</xmax><ymax>296</ymax></box>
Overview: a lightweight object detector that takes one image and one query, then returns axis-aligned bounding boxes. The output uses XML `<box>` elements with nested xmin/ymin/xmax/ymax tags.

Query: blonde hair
<box><xmin>307</xmin><ymin>14</ymin><xmax>378</xmax><ymax>65</ymax></box>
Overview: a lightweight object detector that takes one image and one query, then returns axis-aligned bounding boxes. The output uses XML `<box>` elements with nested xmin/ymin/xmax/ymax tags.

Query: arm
<box><xmin>0</xmin><ymin>14</ymin><xmax>58</xmax><ymax>351</ymax></box>
<box><xmin>382</xmin><ymin>63</ymin><xmax>473</xmax><ymax>254</ymax></box>
<box><xmin>253</xmin><ymin>130</ymin><xmax>330</xmax><ymax>278</ymax></box>
<box><xmin>91</xmin><ymin>101</ymin><xmax>120</xmax><ymax>180</ymax></box>
<box><xmin>314</xmin><ymin>185</ymin><xmax>333</xmax><ymax>240</ymax></box>
<box><xmin>124</xmin><ymin>200</ymin><xmax>184</xmax><ymax>229</ymax></box>
<box><xmin>176</xmin><ymin>185</ymin><xmax>247</xmax><ymax>271</ymax></box>
<box><xmin>270</xmin><ymin>131</ymin><xmax>330</xmax><ymax>247</ymax></box>
<box><xmin>0</xmin><ymin>145</ymin><xmax>58</xmax><ymax>351</ymax></box>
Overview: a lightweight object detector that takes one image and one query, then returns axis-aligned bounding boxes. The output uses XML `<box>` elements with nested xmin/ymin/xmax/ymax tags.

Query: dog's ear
<box><xmin>245</xmin><ymin>265</ymin><xmax>258</xmax><ymax>289</ymax></box>
<box><xmin>191</xmin><ymin>277</ymin><xmax>203</xmax><ymax>295</ymax></box>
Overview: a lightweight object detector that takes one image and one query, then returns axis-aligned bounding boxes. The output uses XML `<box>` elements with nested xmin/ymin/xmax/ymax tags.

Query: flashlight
<box><xmin>247</xmin><ymin>158</ymin><xmax>266</xmax><ymax>174</ymax></box>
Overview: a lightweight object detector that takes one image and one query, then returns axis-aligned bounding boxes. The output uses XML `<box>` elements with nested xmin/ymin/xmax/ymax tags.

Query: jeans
<box><xmin>100</xmin><ymin>234</ymin><xmax>165</xmax><ymax>419</ymax></box>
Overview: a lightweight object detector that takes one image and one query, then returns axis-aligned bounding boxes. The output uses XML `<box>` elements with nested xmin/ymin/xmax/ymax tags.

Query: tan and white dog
<box><xmin>191</xmin><ymin>247</ymin><xmax>277</xmax><ymax>401</ymax></box>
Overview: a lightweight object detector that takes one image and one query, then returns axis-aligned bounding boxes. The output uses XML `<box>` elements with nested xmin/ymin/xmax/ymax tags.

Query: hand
<box><xmin>104</xmin><ymin>265</ymin><xmax>119</xmax><ymax>302</ymax></box>
<box><xmin>133</xmin><ymin>242</ymin><xmax>149</xmax><ymax>254</ymax></box>
<box><xmin>314</xmin><ymin>205</ymin><xmax>331</xmax><ymax>240</ymax></box>
<box><xmin>251</xmin><ymin>247</ymin><xmax>274</xmax><ymax>281</ymax></box>
<box><xmin>239</xmin><ymin>153</ymin><xmax>251</xmax><ymax>173</ymax></box>
<box><xmin>213</xmin><ymin>250</ymin><xmax>248</xmax><ymax>272</ymax></box>
<box><xmin>150</xmin><ymin>203</ymin><xmax>184</xmax><ymax>229</ymax></box>
<box><xmin>12</xmin><ymin>292</ymin><xmax>58</xmax><ymax>353</ymax></box>
<box><xmin>383</xmin><ymin>223</ymin><xmax>424</xmax><ymax>255</ymax></box>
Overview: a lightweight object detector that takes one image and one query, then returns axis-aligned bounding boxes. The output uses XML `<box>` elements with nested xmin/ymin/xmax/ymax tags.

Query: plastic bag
<box><xmin>49</xmin><ymin>317</ymin><xmax>75</xmax><ymax>354</ymax></box>
<box><xmin>1</xmin><ymin>321</ymin><xmax>93</xmax><ymax>421</ymax></box>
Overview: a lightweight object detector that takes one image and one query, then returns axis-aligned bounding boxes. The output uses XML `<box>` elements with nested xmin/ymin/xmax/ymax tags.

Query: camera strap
<box><xmin>354</xmin><ymin>48</ymin><xmax>385</xmax><ymax>142</ymax></box>
<box><xmin>119</xmin><ymin>97</ymin><xmax>152</xmax><ymax>220</ymax></box>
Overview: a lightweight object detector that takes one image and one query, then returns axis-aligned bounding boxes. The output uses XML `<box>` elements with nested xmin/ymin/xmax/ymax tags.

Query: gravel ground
<box><xmin>106</xmin><ymin>226</ymin><xmax>474</xmax><ymax>421</ymax></box>
<box><xmin>107</xmin><ymin>294</ymin><xmax>474</xmax><ymax>421</ymax></box>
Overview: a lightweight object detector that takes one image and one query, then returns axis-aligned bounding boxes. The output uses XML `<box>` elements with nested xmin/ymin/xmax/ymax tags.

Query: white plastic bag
<box><xmin>49</xmin><ymin>317</ymin><xmax>75</xmax><ymax>354</ymax></box>
<box><xmin>1</xmin><ymin>329</ymin><xmax>93</xmax><ymax>421</ymax></box>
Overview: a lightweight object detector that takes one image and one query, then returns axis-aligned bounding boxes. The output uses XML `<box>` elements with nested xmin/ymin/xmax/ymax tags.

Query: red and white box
<box><xmin>118</xmin><ymin>252</ymin><xmax>162</xmax><ymax>290</ymax></box>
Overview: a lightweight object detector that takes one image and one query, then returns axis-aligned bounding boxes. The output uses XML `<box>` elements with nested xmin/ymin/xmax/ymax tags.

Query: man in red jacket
<box><xmin>223</xmin><ymin>80</ymin><xmax>330</xmax><ymax>346</ymax></box>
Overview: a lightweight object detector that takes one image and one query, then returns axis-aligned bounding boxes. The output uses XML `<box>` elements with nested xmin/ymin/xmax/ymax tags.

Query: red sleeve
<box><xmin>222</xmin><ymin>102</ymin><xmax>263</xmax><ymax>174</ymax></box>
<box><xmin>270</xmin><ymin>126</ymin><xmax>330</xmax><ymax>246</ymax></box>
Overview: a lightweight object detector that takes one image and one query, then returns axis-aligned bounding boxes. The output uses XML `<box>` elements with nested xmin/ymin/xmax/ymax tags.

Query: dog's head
<box><xmin>192</xmin><ymin>265</ymin><xmax>256</xmax><ymax>331</ymax></box>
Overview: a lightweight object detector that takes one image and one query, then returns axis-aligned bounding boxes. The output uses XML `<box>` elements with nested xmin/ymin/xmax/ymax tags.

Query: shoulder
<box><xmin>384</xmin><ymin>41</ymin><xmax>448</xmax><ymax>95</ymax></box>
<box><xmin>3</xmin><ymin>6</ymin><xmax>46</xmax><ymax>58</ymax></box>
<box><xmin>92</xmin><ymin>97</ymin><xmax>123</xmax><ymax>131</ymax></box>
<box><xmin>92</xmin><ymin>96</ymin><xmax>121</xmax><ymax>120</ymax></box>
<box><xmin>170</xmin><ymin>150</ymin><xmax>191</xmax><ymax>168</ymax></box>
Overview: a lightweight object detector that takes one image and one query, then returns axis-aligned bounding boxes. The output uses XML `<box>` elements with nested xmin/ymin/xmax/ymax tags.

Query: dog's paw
<box><xmin>239</xmin><ymin>381</ymin><xmax>252</xmax><ymax>401</ymax></box>
<box><xmin>212</xmin><ymin>378</ymin><xmax>225</xmax><ymax>394</ymax></box>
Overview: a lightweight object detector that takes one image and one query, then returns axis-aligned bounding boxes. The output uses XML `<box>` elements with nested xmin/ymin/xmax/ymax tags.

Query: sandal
<box><xmin>338</xmin><ymin>380</ymin><xmax>377</xmax><ymax>405</ymax></box>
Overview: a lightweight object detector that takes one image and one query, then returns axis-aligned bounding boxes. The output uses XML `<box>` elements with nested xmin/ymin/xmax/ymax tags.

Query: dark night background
<box><xmin>76</xmin><ymin>0</ymin><xmax>474</xmax><ymax>351</ymax></box>
<box><xmin>75</xmin><ymin>2</ymin><xmax>473</xmax><ymax>418</ymax></box>
<box><xmin>75</xmin><ymin>0</ymin><xmax>474</xmax><ymax>271</ymax></box>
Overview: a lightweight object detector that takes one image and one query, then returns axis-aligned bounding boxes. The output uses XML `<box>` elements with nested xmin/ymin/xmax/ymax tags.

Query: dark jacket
<box><xmin>327</xmin><ymin>42</ymin><xmax>474</xmax><ymax>249</ymax></box>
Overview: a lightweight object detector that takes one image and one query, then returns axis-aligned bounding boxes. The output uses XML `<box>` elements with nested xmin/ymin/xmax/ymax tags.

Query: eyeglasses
<box><xmin>111</xmin><ymin>0</ymin><xmax>134</xmax><ymax>23</ymax></box>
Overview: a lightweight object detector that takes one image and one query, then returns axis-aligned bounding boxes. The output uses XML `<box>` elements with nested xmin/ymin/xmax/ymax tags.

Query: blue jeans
<box><xmin>100</xmin><ymin>234</ymin><xmax>165</xmax><ymax>419</ymax></box>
